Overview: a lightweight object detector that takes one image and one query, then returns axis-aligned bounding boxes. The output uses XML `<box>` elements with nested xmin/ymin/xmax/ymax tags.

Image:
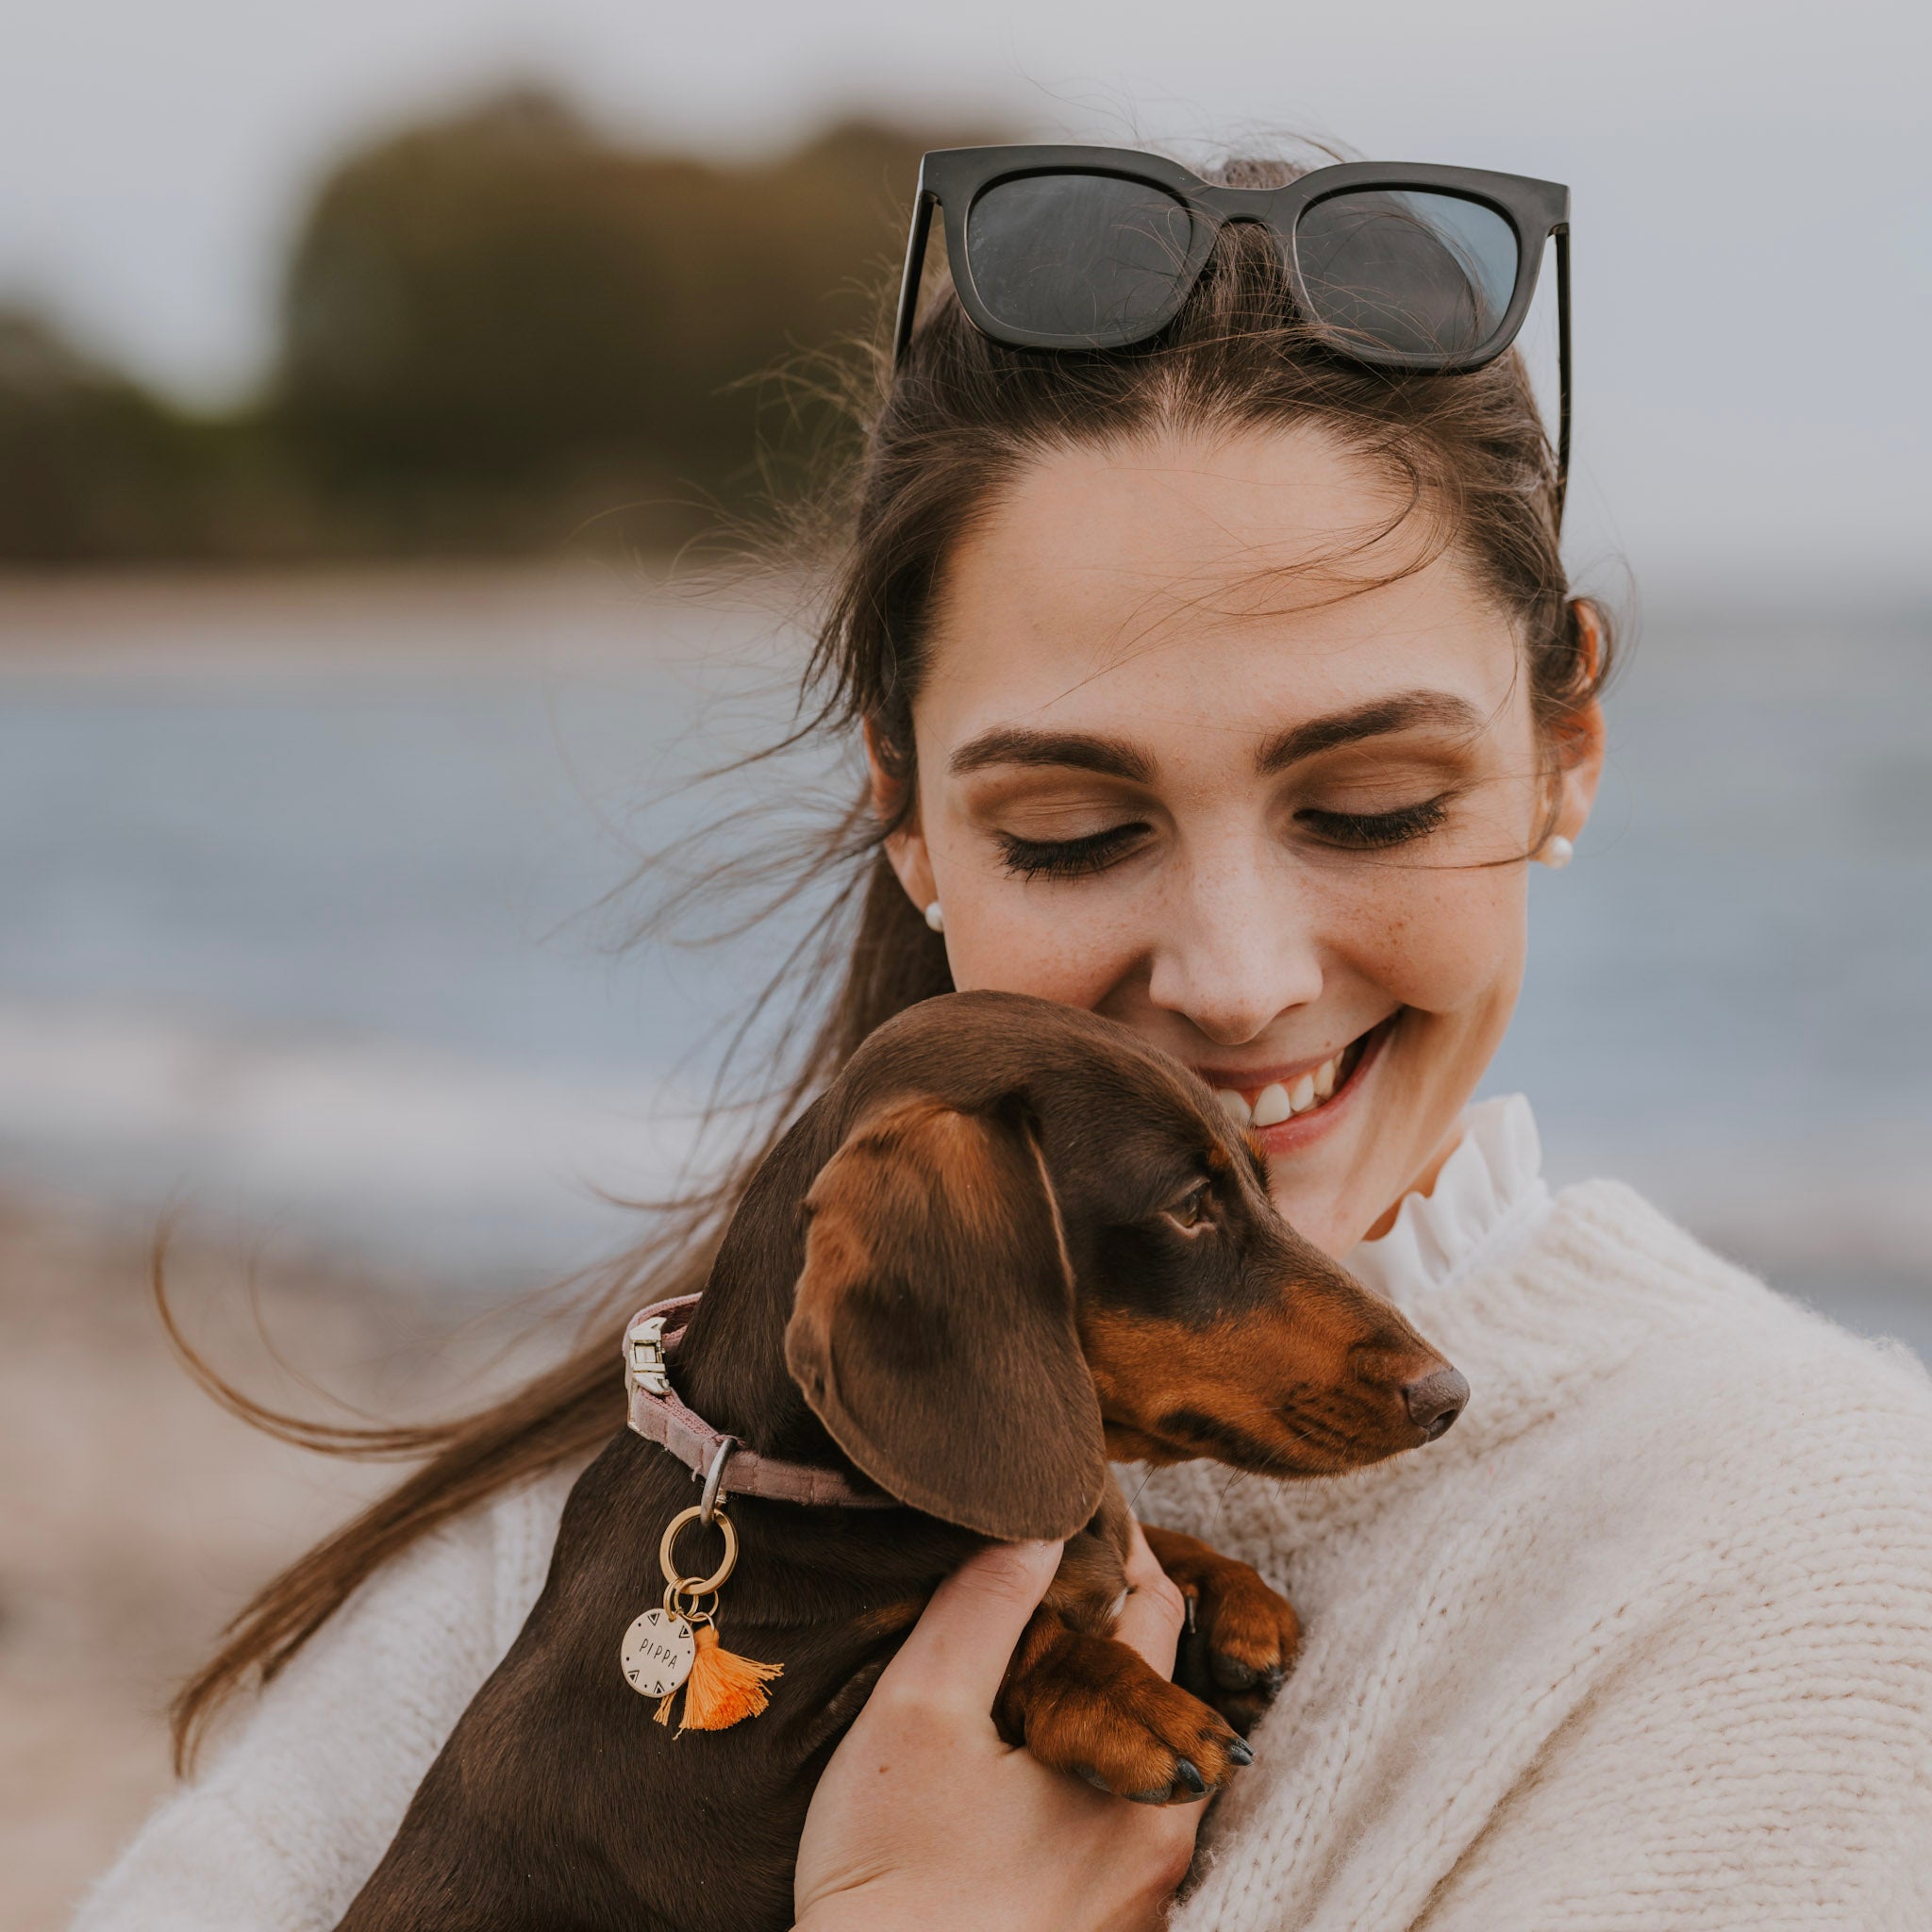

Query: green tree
<box><xmin>0</xmin><ymin>309</ymin><xmax>286</xmax><ymax>562</ymax></box>
<box><xmin>0</xmin><ymin>93</ymin><xmax>986</xmax><ymax>563</ymax></box>
<box><xmin>276</xmin><ymin>92</ymin><xmax>953</xmax><ymax>545</ymax></box>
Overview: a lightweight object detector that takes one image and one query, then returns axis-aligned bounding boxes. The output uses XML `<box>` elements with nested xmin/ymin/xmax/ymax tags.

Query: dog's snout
<box><xmin>1402</xmin><ymin>1366</ymin><xmax>1469</xmax><ymax>1442</ymax></box>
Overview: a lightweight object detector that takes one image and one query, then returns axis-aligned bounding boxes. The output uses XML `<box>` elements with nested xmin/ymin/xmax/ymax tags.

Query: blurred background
<box><xmin>3</xmin><ymin>1</ymin><xmax>1927</xmax><ymax>1922</ymax></box>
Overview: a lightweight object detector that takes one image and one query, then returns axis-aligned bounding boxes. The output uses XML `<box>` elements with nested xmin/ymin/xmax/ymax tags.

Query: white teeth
<box><xmin>1251</xmin><ymin>1083</ymin><xmax>1292</xmax><ymax>1127</ymax></box>
<box><xmin>1223</xmin><ymin>1055</ymin><xmax>1347</xmax><ymax>1129</ymax></box>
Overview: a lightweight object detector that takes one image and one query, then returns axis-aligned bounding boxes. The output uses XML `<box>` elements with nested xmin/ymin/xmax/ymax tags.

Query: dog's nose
<box><xmin>1402</xmin><ymin>1366</ymin><xmax>1469</xmax><ymax>1442</ymax></box>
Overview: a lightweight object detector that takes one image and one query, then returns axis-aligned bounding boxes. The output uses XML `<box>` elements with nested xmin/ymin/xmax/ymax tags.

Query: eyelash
<box><xmin>996</xmin><ymin>824</ymin><xmax>1148</xmax><ymax>879</ymax></box>
<box><xmin>1297</xmin><ymin>796</ymin><xmax>1453</xmax><ymax>849</ymax></box>
<box><xmin>994</xmin><ymin>796</ymin><xmax>1452</xmax><ymax>879</ymax></box>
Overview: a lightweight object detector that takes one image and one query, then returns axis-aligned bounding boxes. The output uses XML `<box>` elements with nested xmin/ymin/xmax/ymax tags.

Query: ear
<box><xmin>1553</xmin><ymin>600</ymin><xmax>1607</xmax><ymax>841</ymax></box>
<box><xmin>865</xmin><ymin>719</ymin><xmax>937</xmax><ymax>917</ymax></box>
<box><xmin>784</xmin><ymin>1094</ymin><xmax>1108</xmax><ymax>1541</ymax></box>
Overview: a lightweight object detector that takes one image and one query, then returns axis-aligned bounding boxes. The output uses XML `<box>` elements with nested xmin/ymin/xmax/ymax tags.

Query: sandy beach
<box><xmin>0</xmin><ymin>1189</ymin><xmax>559</xmax><ymax>1931</ymax></box>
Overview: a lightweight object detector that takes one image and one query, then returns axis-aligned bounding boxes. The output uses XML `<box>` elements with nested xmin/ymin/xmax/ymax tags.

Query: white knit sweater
<box><xmin>74</xmin><ymin>1102</ymin><xmax>1932</xmax><ymax>1929</ymax></box>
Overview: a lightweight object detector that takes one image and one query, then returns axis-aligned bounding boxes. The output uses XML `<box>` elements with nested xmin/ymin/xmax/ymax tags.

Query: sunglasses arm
<box><xmin>892</xmin><ymin>191</ymin><xmax>937</xmax><ymax>366</ymax></box>
<box><xmin>1553</xmin><ymin>224</ymin><xmax>1572</xmax><ymax>538</ymax></box>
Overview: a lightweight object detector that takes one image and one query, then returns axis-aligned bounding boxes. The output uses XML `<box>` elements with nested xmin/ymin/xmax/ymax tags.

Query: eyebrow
<box><xmin>1257</xmin><ymin>691</ymin><xmax>1488</xmax><ymax>773</ymax></box>
<box><xmin>948</xmin><ymin>727</ymin><xmax>1156</xmax><ymax>783</ymax></box>
<box><xmin>948</xmin><ymin>690</ymin><xmax>1486</xmax><ymax>785</ymax></box>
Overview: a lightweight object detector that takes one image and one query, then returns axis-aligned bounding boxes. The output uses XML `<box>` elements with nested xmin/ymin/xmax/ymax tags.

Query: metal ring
<box><xmin>699</xmin><ymin>1438</ymin><xmax>736</xmax><ymax>1525</ymax></box>
<box><xmin>662</xmin><ymin>1579</ymin><xmax>718</xmax><ymax>1624</ymax></box>
<box><xmin>658</xmin><ymin>1504</ymin><xmax>737</xmax><ymax>1596</ymax></box>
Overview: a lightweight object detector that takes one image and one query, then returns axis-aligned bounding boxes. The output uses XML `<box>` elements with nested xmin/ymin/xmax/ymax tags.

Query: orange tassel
<box><xmin>652</xmin><ymin>1624</ymin><xmax>782</xmax><ymax>1733</ymax></box>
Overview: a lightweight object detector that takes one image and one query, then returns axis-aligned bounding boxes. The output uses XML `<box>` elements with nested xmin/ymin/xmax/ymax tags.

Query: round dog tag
<box><xmin>621</xmin><ymin>1608</ymin><xmax>697</xmax><ymax>1699</ymax></box>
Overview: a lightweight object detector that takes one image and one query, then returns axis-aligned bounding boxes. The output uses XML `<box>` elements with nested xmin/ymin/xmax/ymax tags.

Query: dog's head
<box><xmin>783</xmin><ymin>991</ymin><xmax>1467</xmax><ymax>1541</ymax></box>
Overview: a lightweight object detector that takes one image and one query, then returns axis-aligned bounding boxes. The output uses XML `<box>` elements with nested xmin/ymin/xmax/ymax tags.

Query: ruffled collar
<box><xmin>1344</xmin><ymin>1093</ymin><xmax>1551</xmax><ymax>1308</ymax></box>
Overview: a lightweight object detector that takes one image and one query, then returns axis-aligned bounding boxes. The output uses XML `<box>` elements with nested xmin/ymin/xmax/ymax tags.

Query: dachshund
<box><xmin>333</xmin><ymin>990</ymin><xmax>1466</xmax><ymax>1932</ymax></box>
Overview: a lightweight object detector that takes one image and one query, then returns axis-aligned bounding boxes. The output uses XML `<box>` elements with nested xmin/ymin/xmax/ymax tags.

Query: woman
<box><xmin>77</xmin><ymin>149</ymin><xmax>1932</xmax><ymax>1930</ymax></box>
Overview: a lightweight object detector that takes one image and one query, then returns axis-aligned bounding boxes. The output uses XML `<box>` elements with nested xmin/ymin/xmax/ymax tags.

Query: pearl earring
<box><xmin>924</xmin><ymin>901</ymin><xmax>945</xmax><ymax>933</ymax></box>
<box><xmin>1540</xmin><ymin>835</ymin><xmax>1575</xmax><ymax>870</ymax></box>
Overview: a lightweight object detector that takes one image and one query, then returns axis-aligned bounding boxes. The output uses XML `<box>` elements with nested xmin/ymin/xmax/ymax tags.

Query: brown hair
<box><xmin>168</xmin><ymin>154</ymin><xmax>1613</xmax><ymax>1769</ymax></box>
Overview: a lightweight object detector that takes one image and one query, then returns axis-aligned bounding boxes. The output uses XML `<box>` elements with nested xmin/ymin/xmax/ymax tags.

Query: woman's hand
<box><xmin>792</xmin><ymin>1520</ymin><xmax>1199</xmax><ymax>1932</ymax></box>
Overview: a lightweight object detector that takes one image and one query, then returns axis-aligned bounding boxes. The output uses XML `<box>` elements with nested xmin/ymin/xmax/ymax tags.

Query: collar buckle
<box><xmin>626</xmin><ymin>1315</ymin><xmax>672</xmax><ymax>1395</ymax></box>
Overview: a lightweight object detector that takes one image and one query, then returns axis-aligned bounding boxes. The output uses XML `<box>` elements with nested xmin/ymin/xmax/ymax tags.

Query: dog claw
<box><xmin>1226</xmin><ymin>1738</ymin><xmax>1254</xmax><ymax>1767</ymax></box>
<box><xmin>1073</xmin><ymin>1751</ymin><xmax>1231</xmax><ymax>1805</ymax></box>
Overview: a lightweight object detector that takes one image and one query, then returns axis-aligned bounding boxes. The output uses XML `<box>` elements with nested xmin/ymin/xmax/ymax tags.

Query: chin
<box><xmin>1267</xmin><ymin>1171</ymin><xmax>1380</xmax><ymax>1260</ymax></box>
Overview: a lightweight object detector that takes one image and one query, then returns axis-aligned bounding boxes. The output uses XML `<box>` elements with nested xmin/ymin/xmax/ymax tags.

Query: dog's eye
<box><xmin>1162</xmin><ymin>1184</ymin><xmax>1215</xmax><ymax>1234</ymax></box>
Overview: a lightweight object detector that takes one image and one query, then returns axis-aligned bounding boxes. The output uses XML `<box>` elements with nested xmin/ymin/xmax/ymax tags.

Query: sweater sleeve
<box><xmin>71</xmin><ymin>1468</ymin><xmax>572</xmax><ymax>1932</ymax></box>
<box><xmin>1420</xmin><ymin>1325</ymin><xmax>1932</xmax><ymax>1932</ymax></box>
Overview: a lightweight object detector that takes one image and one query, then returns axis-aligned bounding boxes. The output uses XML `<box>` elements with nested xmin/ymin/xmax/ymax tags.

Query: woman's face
<box><xmin>878</xmin><ymin>424</ymin><xmax>1602</xmax><ymax>1257</ymax></box>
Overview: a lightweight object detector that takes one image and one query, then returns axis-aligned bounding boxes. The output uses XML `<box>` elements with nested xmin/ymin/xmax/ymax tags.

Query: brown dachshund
<box><xmin>333</xmin><ymin>991</ymin><xmax>1465</xmax><ymax>1932</ymax></box>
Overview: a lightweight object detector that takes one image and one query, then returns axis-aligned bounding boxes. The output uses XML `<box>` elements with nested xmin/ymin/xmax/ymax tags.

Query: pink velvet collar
<box><xmin>623</xmin><ymin>1295</ymin><xmax>897</xmax><ymax>1510</ymax></box>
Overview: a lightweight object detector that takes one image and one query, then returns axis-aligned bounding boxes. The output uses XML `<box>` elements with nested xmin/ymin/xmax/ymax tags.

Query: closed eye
<box><xmin>994</xmin><ymin>824</ymin><xmax>1150</xmax><ymax>879</ymax></box>
<box><xmin>1297</xmin><ymin>795</ymin><xmax>1451</xmax><ymax>850</ymax></box>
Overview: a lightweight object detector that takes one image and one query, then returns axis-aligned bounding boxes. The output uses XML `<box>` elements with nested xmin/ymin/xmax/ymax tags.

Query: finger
<box><xmin>1112</xmin><ymin>1518</ymin><xmax>1186</xmax><ymax>1678</ymax></box>
<box><xmin>873</xmin><ymin>1539</ymin><xmax>1064</xmax><ymax>1715</ymax></box>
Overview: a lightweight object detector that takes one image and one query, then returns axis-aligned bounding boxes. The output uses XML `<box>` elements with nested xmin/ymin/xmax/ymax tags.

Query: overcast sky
<box><xmin>3</xmin><ymin>0</ymin><xmax>1924</xmax><ymax>593</ymax></box>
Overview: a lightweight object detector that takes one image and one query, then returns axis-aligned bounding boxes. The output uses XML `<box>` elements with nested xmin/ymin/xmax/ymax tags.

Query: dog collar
<box><xmin>622</xmin><ymin>1295</ymin><xmax>897</xmax><ymax>1510</ymax></box>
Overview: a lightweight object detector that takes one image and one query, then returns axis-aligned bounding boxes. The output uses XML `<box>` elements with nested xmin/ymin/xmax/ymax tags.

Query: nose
<box><xmin>1402</xmin><ymin>1366</ymin><xmax>1469</xmax><ymax>1442</ymax></box>
<box><xmin>1144</xmin><ymin>846</ymin><xmax>1324</xmax><ymax>1047</ymax></box>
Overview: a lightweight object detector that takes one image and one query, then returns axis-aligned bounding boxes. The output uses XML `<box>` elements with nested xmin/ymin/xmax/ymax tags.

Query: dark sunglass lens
<box><xmin>1292</xmin><ymin>190</ymin><xmax>1520</xmax><ymax>358</ymax></box>
<box><xmin>965</xmin><ymin>172</ymin><xmax>1195</xmax><ymax>341</ymax></box>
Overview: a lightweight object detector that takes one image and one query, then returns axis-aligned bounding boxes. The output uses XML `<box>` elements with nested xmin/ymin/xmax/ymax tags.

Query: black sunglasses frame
<box><xmin>893</xmin><ymin>144</ymin><xmax>1572</xmax><ymax>526</ymax></box>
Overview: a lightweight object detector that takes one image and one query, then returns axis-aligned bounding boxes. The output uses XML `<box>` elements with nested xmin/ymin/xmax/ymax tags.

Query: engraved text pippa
<box><xmin>620</xmin><ymin>1608</ymin><xmax>697</xmax><ymax>1700</ymax></box>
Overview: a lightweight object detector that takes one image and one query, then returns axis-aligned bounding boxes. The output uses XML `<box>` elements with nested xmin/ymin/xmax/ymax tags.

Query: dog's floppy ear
<box><xmin>784</xmin><ymin>1093</ymin><xmax>1107</xmax><ymax>1541</ymax></box>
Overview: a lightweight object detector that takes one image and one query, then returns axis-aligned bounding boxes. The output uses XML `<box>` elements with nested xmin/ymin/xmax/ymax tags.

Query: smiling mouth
<box><xmin>1202</xmin><ymin>1020</ymin><xmax>1391</xmax><ymax>1129</ymax></box>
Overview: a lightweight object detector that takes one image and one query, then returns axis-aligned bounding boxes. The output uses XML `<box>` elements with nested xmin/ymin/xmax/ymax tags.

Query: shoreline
<box><xmin>0</xmin><ymin>558</ymin><xmax>808</xmax><ymax>679</ymax></box>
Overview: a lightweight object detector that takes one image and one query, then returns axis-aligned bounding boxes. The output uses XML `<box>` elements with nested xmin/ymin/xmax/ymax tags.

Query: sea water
<box><xmin>1</xmin><ymin>574</ymin><xmax>1926</xmax><ymax>1350</ymax></box>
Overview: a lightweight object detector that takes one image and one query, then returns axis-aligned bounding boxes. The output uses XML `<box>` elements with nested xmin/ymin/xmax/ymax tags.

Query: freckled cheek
<box><xmin>1329</xmin><ymin>868</ymin><xmax>1528</xmax><ymax>1015</ymax></box>
<box><xmin>920</xmin><ymin>824</ymin><xmax>1132</xmax><ymax>1006</ymax></box>
<box><xmin>940</xmin><ymin>891</ymin><xmax>1141</xmax><ymax>1008</ymax></box>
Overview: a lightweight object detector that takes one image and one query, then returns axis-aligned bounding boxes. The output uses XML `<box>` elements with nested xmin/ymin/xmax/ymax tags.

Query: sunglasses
<box><xmin>893</xmin><ymin>144</ymin><xmax>1572</xmax><ymax>525</ymax></box>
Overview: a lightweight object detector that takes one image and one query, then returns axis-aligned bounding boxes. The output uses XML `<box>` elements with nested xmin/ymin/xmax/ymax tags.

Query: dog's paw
<box><xmin>1039</xmin><ymin>1667</ymin><xmax>1253</xmax><ymax>1807</ymax></box>
<box><xmin>1155</xmin><ymin>1539</ymin><xmax>1302</xmax><ymax>1737</ymax></box>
